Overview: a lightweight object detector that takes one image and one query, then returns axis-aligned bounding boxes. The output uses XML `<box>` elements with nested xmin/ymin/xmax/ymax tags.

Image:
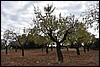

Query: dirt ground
<box><xmin>1</xmin><ymin>48</ymin><xmax>99</xmax><ymax>66</ymax></box>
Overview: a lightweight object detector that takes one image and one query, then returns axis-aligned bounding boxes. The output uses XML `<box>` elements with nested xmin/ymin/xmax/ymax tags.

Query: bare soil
<box><xmin>1</xmin><ymin>48</ymin><xmax>99</xmax><ymax>66</ymax></box>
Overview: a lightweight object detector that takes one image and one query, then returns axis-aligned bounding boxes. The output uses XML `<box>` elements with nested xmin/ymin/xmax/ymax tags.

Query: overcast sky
<box><xmin>1</xmin><ymin>1</ymin><xmax>99</xmax><ymax>39</ymax></box>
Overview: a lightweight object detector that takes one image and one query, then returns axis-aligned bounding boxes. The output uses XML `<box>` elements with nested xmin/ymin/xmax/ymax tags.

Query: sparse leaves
<box><xmin>81</xmin><ymin>2</ymin><xmax>99</xmax><ymax>30</ymax></box>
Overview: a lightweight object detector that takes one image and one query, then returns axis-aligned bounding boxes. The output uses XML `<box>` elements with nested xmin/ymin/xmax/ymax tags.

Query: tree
<box><xmin>81</xmin><ymin>2</ymin><xmax>99</xmax><ymax>30</ymax></box>
<box><xmin>26</xmin><ymin>28</ymin><xmax>37</xmax><ymax>49</ymax></box>
<box><xmin>74</xmin><ymin>23</ymin><xmax>87</xmax><ymax>54</ymax></box>
<box><xmin>82</xmin><ymin>32</ymin><xmax>96</xmax><ymax>52</ymax></box>
<box><xmin>32</xmin><ymin>32</ymin><xmax>52</xmax><ymax>54</ymax></box>
<box><xmin>1</xmin><ymin>39</ymin><xmax>6</xmax><ymax>50</ymax></box>
<box><xmin>62</xmin><ymin>38</ymin><xmax>71</xmax><ymax>51</ymax></box>
<box><xmin>28</xmin><ymin>28</ymin><xmax>50</xmax><ymax>51</ymax></box>
<box><xmin>67</xmin><ymin>22</ymin><xmax>89</xmax><ymax>55</ymax></box>
<box><xmin>33</xmin><ymin>4</ymin><xmax>78</xmax><ymax>62</ymax></box>
<box><xmin>25</xmin><ymin>34</ymin><xmax>34</xmax><ymax>49</ymax></box>
<box><xmin>91</xmin><ymin>38</ymin><xmax>99</xmax><ymax>50</ymax></box>
<box><xmin>9</xmin><ymin>40</ymin><xmax>19</xmax><ymax>52</ymax></box>
<box><xmin>3</xmin><ymin>29</ymin><xmax>14</xmax><ymax>54</ymax></box>
<box><xmin>67</xmin><ymin>36</ymin><xmax>81</xmax><ymax>55</ymax></box>
<box><xmin>45</xmin><ymin>36</ymin><xmax>53</xmax><ymax>53</ymax></box>
<box><xmin>12</xmin><ymin>28</ymin><xmax>29</xmax><ymax>56</ymax></box>
<box><xmin>12</xmin><ymin>33</ymin><xmax>25</xmax><ymax>56</ymax></box>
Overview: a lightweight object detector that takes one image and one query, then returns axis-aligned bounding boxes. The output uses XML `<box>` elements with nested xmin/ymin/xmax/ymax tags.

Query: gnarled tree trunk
<box><xmin>51</xmin><ymin>44</ymin><xmax>53</xmax><ymax>51</ymax></box>
<box><xmin>76</xmin><ymin>47</ymin><xmax>80</xmax><ymax>55</ymax></box>
<box><xmin>56</xmin><ymin>42</ymin><xmax>63</xmax><ymax>62</ymax></box>
<box><xmin>6</xmin><ymin>46</ymin><xmax>8</xmax><ymax>54</ymax></box>
<box><xmin>66</xmin><ymin>46</ymin><xmax>69</xmax><ymax>51</ymax></box>
<box><xmin>83</xmin><ymin>46</ymin><xmax>86</xmax><ymax>52</ymax></box>
<box><xmin>41</xmin><ymin>45</ymin><xmax>44</xmax><ymax>51</ymax></box>
<box><xmin>46</xmin><ymin>45</ymin><xmax>48</xmax><ymax>54</ymax></box>
<box><xmin>15</xmin><ymin>46</ymin><xmax>17</xmax><ymax>52</ymax></box>
<box><xmin>22</xmin><ymin>46</ymin><xmax>24</xmax><ymax>56</ymax></box>
<box><xmin>87</xmin><ymin>45</ymin><xmax>90</xmax><ymax>52</ymax></box>
<box><xmin>75</xmin><ymin>43</ymin><xmax>80</xmax><ymax>55</ymax></box>
<box><xmin>42</xmin><ymin>47</ymin><xmax>44</xmax><ymax>51</ymax></box>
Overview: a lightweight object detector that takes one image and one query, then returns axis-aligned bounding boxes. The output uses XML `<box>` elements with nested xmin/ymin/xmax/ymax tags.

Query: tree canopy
<box><xmin>81</xmin><ymin>2</ymin><xmax>99</xmax><ymax>30</ymax></box>
<box><xmin>33</xmin><ymin>4</ymin><xmax>80</xmax><ymax>44</ymax></box>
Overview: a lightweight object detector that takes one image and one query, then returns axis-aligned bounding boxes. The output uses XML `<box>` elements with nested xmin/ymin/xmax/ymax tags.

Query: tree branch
<box><xmin>48</xmin><ymin>28</ymin><xmax>58</xmax><ymax>42</ymax></box>
<box><xmin>60</xmin><ymin>27</ymin><xmax>73</xmax><ymax>43</ymax></box>
<box><xmin>14</xmin><ymin>33</ymin><xmax>23</xmax><ymax>47</ymax></box>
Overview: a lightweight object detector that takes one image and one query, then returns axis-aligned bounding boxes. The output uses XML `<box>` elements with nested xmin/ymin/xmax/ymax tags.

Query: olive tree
<box><xmin>82</xmin><ymin>33</ymin><xmax>96</xmax><ymax>52</ymax></box>
<box><xmin>3</xmin><ymin>29</ymin><xmax>14</xmax><ymax>54</ymax></box>
<box><xmin>32</xmin><ymin>4</ymin><xmax>78</xmax><ymax>62</ymax></box>
<box><xmin>67</xmin><ymin>22</ymin><xmax>88</xmax><ymax>55</ymax></box>
<box><xmin>11</xmin><ymin>28</ymin><xmax>29</xmax><ymax>56</ymax></box>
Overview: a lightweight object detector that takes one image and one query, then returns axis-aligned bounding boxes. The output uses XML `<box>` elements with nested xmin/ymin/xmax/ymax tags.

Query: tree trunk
<box><xmin>22</xmin><ymin>46</ymin><xmax>24</xmax><ymax>56</ymax></box>
<box><xmin>76</xmin><ymin>47</ymin><xmax>80</xmax><ymax>55</ymax></box>
<box><xmin>15</xmin><ymin>46</ymin><xmax>17</xmax><ymax>52</ymax></box>
<box><xmin>56</xmin><ymin>42</ymin><xmax>63</xmax><ymax>63</ymax></box>
<box><xmin>87</xmin><ymin>46</ymin><xmax>90</xmax><ymax>52</ymax></box>
<box><xmin>46</xmin><ymin>45</ymin><xmax>48</xmax><ymax>54</ymax></box>
<box><xmin>6</xmin><ymin>46</ymin><xmax>8</xmax><ymax>54</ymax></box>
<box><xmin>87</xmin><ymin>44</ymin><xmax>91</xmax><ymax>52</ymax></box>
<box><xmin>66</xmin><ymin>46</ymin><xmax>69</xmax><ymax>51</ymax></box>
<box><xmin>41</xmin><ymin>45</ymin><xmax>44</xmax><ymax>51</ymax></box>
<box><xmin>42</xmin><ymin>47</ymin><xmax>43</xmax><ymax>51</ymax></box>
<box><xmin>83</xmin><ymin>46</ymin><xmax>86</xmax><ymax>52</ymax></box>
<box><xmin>51</xmin><ymin>45</ymin><xmax>53</xmax><ymax>51</ymax></box>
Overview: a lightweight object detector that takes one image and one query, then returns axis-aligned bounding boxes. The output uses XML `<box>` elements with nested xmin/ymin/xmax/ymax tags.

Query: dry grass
<box><xmin>1</xmin><ymin>48</ymin><xmax>99</xmax><ymax>66</ymax></box>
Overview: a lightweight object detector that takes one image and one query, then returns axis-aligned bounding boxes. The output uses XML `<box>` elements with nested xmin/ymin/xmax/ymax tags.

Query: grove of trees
<box><xmin>1</xmin><ymin>2</ymin><xmax>99</xmax><ymax>64</ymax></box>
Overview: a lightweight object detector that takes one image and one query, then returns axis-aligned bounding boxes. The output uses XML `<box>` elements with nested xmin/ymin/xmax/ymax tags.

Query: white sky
<box><xmin>1</xmin><ymin>1</ymin><xmax>99</xmax><ymax>39</ymax></box>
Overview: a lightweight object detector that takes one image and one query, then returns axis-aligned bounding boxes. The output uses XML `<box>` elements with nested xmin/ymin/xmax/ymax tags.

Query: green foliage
<box><xmin>33</xmin><ymin>4</ymin><xmax>79</xmax><ymax>43</ymax></box>
<box><xmin>33</xmin><ymin>34</ymin><xmax>45</xmax><ymax>45</ymax></box>
<box><xmin>63</xmin><ymin>38</ymin><xmax>71</xmax><ymax>46</ymax></box>
<box><xmin>63</xmin><ymin>22</ymin><xmax>96</xmax><ymax>47</ymax></box>
<box><xmin>90</xmin><ymin>38</ymin><xmax>99</xmax><ymax>50</ymax></box>
<box><xmin>32</xmin><ymin>33</ymin><xmax>53</xmax><ymax>46</ymax></box>
<box><xmin>1</xmin><ymin>43</ymin><xmax>5</xmax><ymax>49</ymax></box>
<box><xmin>27</xmin><ymin>34</ymin><xmax>34</xmax><ymax>42</ymax></box>
<box><xmin>17</xmin><ymin>34</ymin><xmax>26</xmax><ymax>45</ymax></box>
